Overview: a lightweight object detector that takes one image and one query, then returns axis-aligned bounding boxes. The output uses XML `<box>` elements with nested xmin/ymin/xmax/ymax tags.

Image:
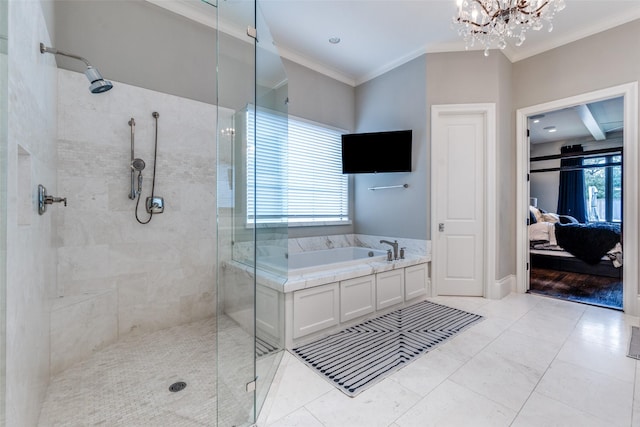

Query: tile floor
<box><xmin>257</xmin><ymin>293</ymin><xmax>640</xmax><ymax>427</ymax></box>
<box><xmin>37</xmin><ymin>293</ymin><xmax>640</xmax><ymax>426</ymax></box>
<box><xmin>37</xmin><ymin>316</ymin><xmax>251</xmax><ymax>426</ymax></box>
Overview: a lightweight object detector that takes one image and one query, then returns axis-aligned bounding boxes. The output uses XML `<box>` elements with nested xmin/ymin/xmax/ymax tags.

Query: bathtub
<box><xmin>256</xmin><ymin>247</ymin><xmax>388</xmax><ymax>277</ymax></box>
<box><xmin>287</xmin><ymin>247</ymin><xmax>387</xmax><ymax>275</ymax></box>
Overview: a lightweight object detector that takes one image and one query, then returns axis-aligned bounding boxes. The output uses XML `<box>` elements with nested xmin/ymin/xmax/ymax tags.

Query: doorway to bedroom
<box><xmin>527</xmin><ymin>97</ymin><xmax>624</xmax><ymax>310</ymax></box>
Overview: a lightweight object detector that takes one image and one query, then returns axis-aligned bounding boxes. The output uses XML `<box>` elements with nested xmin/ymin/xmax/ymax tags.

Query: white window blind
<box><xmin>247</xmin><ymin>108</ymin><xmax>349</xmax><ymax>225</ymax></box>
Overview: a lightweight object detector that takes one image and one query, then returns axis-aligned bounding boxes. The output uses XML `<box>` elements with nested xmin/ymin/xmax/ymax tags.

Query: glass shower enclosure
<box><xmin>216</xmin><ymin>0</ymin><xmax>288</xmax><ymax>425</ymax></box>
<box><xmin>0</xmin><ymin>0</ymin><xmax>7</xmax><ymax>422</ymax></box>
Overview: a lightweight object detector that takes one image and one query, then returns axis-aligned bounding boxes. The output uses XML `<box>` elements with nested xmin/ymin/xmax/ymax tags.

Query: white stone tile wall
<box><xmin>53</xmin><ymin>69</ymin><xmax>221</xmax><ymax>374</ymax></box>
<box><xmin>6</xmin><ymin>1</ymin><xmax>58</xmax><ymax>425</ymax></box>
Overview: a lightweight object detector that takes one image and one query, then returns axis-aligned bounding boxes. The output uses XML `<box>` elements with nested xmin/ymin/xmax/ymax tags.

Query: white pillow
<box><xmin>529</xmin><ymin>206</ymin><xmax>542</xmax><ymax>222</ymax></box>
<box><xmin>540</xmin><ymin>212</ymin><xmax>559</xmax><ymax>223</ymax></box>
<box><xmin>529</xmin><ymin>222</ymin><xmax>549</xmax><ymax>241</ymax></box>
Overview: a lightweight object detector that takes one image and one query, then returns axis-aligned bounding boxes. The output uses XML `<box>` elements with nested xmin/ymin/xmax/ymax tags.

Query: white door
<box><xmin>432</xmin><ymin>108</ymin><xmax>486</xmax><ymax>296</ymax></box>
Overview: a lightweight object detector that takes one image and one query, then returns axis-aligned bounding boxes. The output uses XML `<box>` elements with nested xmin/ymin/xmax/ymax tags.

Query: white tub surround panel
<box><xmin>222</xmin><ymin>235</ymin><xmax>431</xmax><ymax>349</ymax></box>
<box><xmin>284</xmin><ymin>249</ymin><xmax>429</xmax><ymax>293</ymax></box>
<box><xmin>284</xmin><ymin>262</ymin><xmax>431</xmax><ymax>349</ymax></box>
<box><xmin>340</xmin><ymin>275</ymin><xmax>376</xmax><ymax>322</ymax></box>
<box><xmin>376</xmin><ymin>269</ymin><xmax>405</xmax><ymax>310</ymax></box>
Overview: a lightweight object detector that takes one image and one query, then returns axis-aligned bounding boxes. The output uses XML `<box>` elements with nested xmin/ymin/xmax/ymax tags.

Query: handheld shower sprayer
<box><xmin>128</xmin><ymin>118</ymin><xmax>140</xmax><ymax>200</ymax></box>
<box><xmin>131</xmin><ymin>158</ymin><xmax>146</xmax><ymax>196</ymax></box>
<box><xmin>131</xmin><ymin>158</ymin><xmax>146</xmax><ymax>172</ymax></box>
<box><xmin>39</xmin><ymin>43</ymin><xmax>113</xmax><ymax>93</ymax></box>
<box><xmin>131</xmin><ymin>111</ymin><xmax>163</xmax><ymax>225</ymax></box>
<box><xmin>137</xmin><ymin>172</ymin><xmax>143</xmax><ymax>195</ymax></box>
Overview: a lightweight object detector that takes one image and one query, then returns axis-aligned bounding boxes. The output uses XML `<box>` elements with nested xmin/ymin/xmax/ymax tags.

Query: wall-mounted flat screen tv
<box><xmin>341</xmin><ymin>130</ymin><xmax>412</xmax><ymax>174</ymax></box>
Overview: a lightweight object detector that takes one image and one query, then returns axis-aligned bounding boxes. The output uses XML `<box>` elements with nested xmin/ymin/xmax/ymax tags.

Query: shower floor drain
<box><xmin>169</xmin><ymin>381</ymin><xmax>187</xmax><ymax>392</ymax></box>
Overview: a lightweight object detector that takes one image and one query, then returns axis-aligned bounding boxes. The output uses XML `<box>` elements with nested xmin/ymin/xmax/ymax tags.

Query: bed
<box><xmin>528</xmin><ymin>206</ymin><xmax>622</xmax><ymax>279</ymax></box>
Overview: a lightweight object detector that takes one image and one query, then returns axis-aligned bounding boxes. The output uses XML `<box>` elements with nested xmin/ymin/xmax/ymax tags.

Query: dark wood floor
<box><xmin>529</xmin><ymin>267</ymin><xmax>623</xmax><ymax>310</ymax></box>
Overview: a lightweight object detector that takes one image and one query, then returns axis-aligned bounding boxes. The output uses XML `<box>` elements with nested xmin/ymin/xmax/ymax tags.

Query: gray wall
<box><xmin>54</xmin><ymin>1</ymin><xmax>217</xmax><ymax>104</ymax></box>
<box><xmin>353</xmin><ymin>55</ymin><xmax>428</xmax><ymax>239</ymax></box>
<box><xmin>284</xmin><ymin>59</ymin><xmax>355</xmax><ymax>131</ymax></box>
<box><xmin>530</xmin><ymin>141</ymin><xmax>562</xmax><ymax>213</ymax></box>
<box><xmin>53</xmin><ymin>1</ymin><xmax>358</xmax><ymax>240</ymax></box>
<box><xmin>514</xmin><ymin>19</ymin><xmax>640</xmax><ymax>291</ymax></box>
<box><xmin>283</xmin><ymin>59</ymin><xmax>357</xmax><ymax>238</ymax></box>
<box><xmin>50</xmin><ymin>1</ymin><xmax>640</xmax><ymax>280</ymax></box>
<box><xmin>513</xmin><ymin>20</ymin><xmax>640</xmax><ymax>111</ymax></box>
<box><xmin>497</xmin><ymin>52</ymin><xmax>515</xmax><ymax>280</ymax></box>
<box><xmin>425</xmin><ymin>51</ymin><xmax>514</xmax><ymax>279</ymax></box>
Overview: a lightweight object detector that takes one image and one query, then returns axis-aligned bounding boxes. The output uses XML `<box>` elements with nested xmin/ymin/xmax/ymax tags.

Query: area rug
<box><xmin>628</xmin><ymin>326</ymin><xmax>640</xmax><ymax>360</ymax></box>
<box><xmin>291</xmin><ymin>300</ymin><xmax>483</xmax><ymax>397</ymax></box>
<box><xmin>256</xmin><ymin>336</ymin><xmax>279</xmax><ymax>358</ymax></box>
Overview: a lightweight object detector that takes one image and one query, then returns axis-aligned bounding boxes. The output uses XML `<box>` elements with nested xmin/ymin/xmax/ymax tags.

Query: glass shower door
<box><xmin>216</xmin><ymin>0</ymin><xmax>257</xmax><ymax>425</ymax></box>
<box><xmin>216</xmin><ymin>0</ymin><xmax>288</xmax><ymax>425</ymax></box>
<box><xmin>254</xmin><ymin>3</ymin><xmax>288</xmax><ymax>415</ymax></box>
<box><xmin>0</xmin><ymin>0</ymin><xmax>7</xmax><ymax>422</ymax></box>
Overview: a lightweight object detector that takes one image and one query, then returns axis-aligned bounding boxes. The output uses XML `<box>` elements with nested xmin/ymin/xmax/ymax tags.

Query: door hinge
<box><xmin>527</xmin><ymin>129</ymin><xmax>530</xmax><ymax>138</ymax></box>
<box><xmin>526</xmin><ymin>262</ymin><xmax>530</xmax><ymax>271</ymax></box>
<box><xmin>527</xmin><ymin>173</ymin><xmax>530</xmax><ymax>182</ymax></box>
<box><xmin>247</xmin><ymin>26</ymin><xmax>257</xmax><ymax>40</ymax></box>
<box><xmin>526</xmin><ymin>218</ymin><xmax>530</xmax><ymax>226</ymax></box>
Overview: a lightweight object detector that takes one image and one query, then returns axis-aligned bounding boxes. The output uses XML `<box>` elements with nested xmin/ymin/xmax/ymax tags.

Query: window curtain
<box><xmin>557</xmin><ymin>144</ymin><xmax>587</xmax><ymax>223</ymax></box>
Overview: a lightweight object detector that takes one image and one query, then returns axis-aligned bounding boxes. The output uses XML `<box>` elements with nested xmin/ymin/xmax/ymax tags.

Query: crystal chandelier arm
<box><xmin>453</xmin><ymin>0</ymin><xmax>564</xmax><ymax>53</ymax></box>
<box><xmin>474</xmin><ymin>0</ymin><xmax>493</xmax><ymax>17</ymax></box>
<box><xmin>456</xmin><ymin>0</ymin><xmax>503</xmax><ymax>30</ymax></box>
<box><xmin>518</xmin><ymin>1</ymin><xmax>551</xmax><ymax>16</ymax></box>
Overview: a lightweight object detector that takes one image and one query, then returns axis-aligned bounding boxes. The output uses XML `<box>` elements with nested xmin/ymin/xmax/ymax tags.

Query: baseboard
<box><xmin>492</xmin><ymin>274</ymin><xmax>515</xmax><ymax>299</ymax></box>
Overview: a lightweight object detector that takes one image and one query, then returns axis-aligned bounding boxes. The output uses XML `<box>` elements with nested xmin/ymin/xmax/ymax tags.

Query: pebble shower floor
<box><xmin>37</xmin><ymin>316</ymin><xmax>254</xmax><ymax>426</ymax></box>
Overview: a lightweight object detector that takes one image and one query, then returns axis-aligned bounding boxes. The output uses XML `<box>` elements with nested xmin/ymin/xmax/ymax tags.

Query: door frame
<box><xmin>515</xmin><ymin>82</ymin><xmax>639</xmax><ymax>315</ymax></box>
<box><xmin>431</xmin><ymin>103</ymin><xmax>497</xmax><ymax>298</ymax></box>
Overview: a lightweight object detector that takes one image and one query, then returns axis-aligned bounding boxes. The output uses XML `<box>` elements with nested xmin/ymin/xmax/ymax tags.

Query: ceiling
<box><xmin>152</xmin><ymin>0</ymin><xmax>640</xmax><ymax>86</ymax></box>
<box><xmin>151</xmin><ymin>1</ymin><xmax>631</xmax><ymax>144</ymax></box>
<box><xmin>529</xmin><ymin>97</ymin><xmax>624</xmax><ymax>145</ymax></box>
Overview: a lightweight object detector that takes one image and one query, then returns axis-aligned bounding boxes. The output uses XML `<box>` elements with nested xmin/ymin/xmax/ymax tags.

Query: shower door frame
<box><xmin>215</xmin><ymin>0</ymin><xmax>288</xmax><ymax>425</ymax></box>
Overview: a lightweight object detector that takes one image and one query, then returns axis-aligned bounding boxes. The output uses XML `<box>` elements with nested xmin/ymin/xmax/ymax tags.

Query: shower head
<box><xmin>85</xmin><ymin>66</ymin><xmax>113</xmax><ymax>94</ymax></box>
<box><xmin>40</xmin><ymin>43</ymin><xmax>113</xmax><ymax>94</ymax></box>
<box><xmin>131</xmin><ymin>158</ymin><xmax>146</xmax><ymax>172</ymax></box>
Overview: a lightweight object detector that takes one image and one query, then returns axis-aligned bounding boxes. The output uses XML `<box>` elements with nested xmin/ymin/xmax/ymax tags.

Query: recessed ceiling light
<box><xmin>329</xmin><ymin>37</ymin><xmax>341</xmax><ymax>44</ymax></box>
<box><xmin>543</xmin><ymin>126</ymin><xmax>557</xmax><ymax>133</ymax></box>
<box><xmin>530</xmin><ymin>114</ymin><xmax>545</xmax><ymax>123</ymax></box>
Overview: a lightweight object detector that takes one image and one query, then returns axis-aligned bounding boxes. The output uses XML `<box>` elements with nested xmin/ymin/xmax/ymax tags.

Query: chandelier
<box><xmin>454</xmin><ymin>0</ymin><xmax>566</xmax><ymax>56</ymax></box>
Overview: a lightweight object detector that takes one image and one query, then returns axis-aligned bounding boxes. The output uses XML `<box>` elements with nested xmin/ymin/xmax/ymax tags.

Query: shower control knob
<box><xmin>38</xmin><ymin>184</ymin><xmax>67</xmax><ymax>215</ymax></box>
<box><xmin>45</xmin><ymin>196</ymin><xmax>67</xmax><ymax>206</ymax></box>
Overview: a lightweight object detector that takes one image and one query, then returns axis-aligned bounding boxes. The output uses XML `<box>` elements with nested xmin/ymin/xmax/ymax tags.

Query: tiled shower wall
<box><xmin>53</xmin><ymin>69</ymin><xmax>218</xmax><ymax>374</ymax></box>
<box><xmin>6</xmin><ymin>0</ymin><xmax>58</xmax><ymax>425</ymax></box>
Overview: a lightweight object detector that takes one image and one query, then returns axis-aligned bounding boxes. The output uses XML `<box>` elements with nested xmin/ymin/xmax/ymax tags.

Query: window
<box><xmin>247</xmin><ymin>108</ymin><xmax>349</xmax><ymax>225</ymax></box>
<box><xmin>584</xmin><ymin>154</ymin><xmax>622</xmax><ymax>222</ymax></box>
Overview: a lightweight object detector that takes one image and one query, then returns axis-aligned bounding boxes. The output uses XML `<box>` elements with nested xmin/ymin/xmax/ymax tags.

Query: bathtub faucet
<box><xmin>380</xmin><ymin>240</ymin><xmax>399</xmax><ymax>260</ymax></box>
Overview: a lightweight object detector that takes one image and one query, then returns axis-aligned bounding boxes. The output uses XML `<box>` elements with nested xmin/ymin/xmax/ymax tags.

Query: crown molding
<box><xmin>148</xmin><ymin>1</ymin><xmax>640</xmax><ymax>87</ymax></box>
<box><xmin>275</xmin><ymin>45</ymin><xmax>356</xmax><ymax>87</ymax></box>
<box><xmin>508</xmin><ymin>8</ymin><xmax>640</xmax><ymax>63</ymax></box>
